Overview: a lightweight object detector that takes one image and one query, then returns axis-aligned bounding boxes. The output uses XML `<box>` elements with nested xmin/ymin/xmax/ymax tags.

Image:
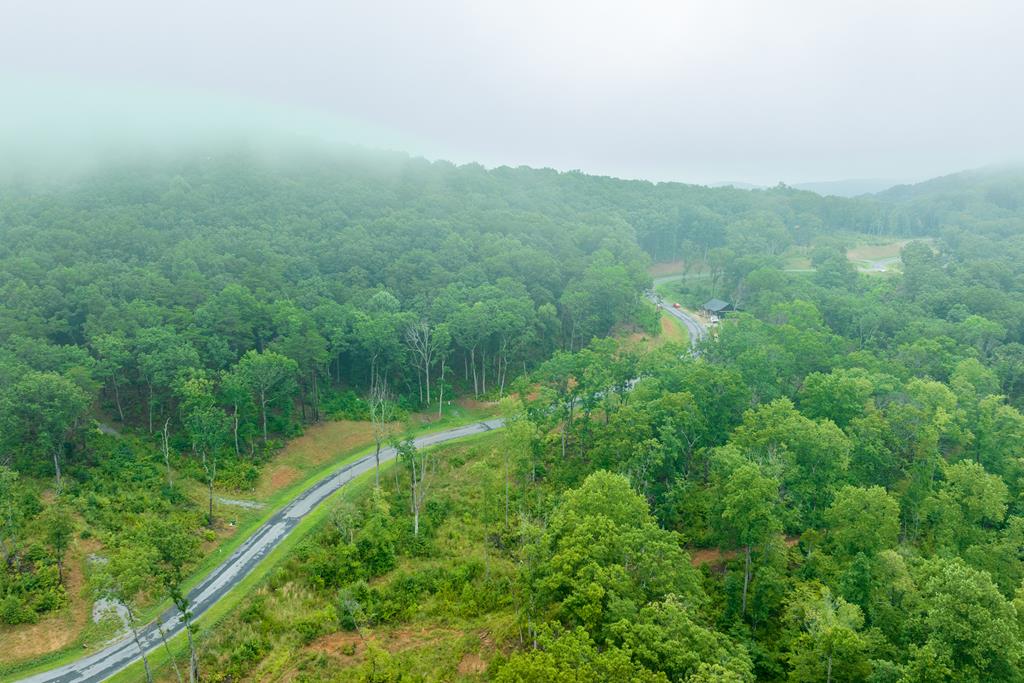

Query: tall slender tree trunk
<box><xmin>504</xmin><ymin>451</ymin><xmax>510</xmax><ymax>529</ymax></box>
<box><xmin>481</xmin><ymin>349</ymin><xmax>487</xmax><ymax>395</ymax></box>
<box><xmin>156</xmin><ymin>618</ymin><xmax>184</xmax><ymax>683</ymax></box>
<box><xmin>52</xmin><ymin>448</ymin><xmax>63</xmax><ymax>493</ymax></box>
<box><xmin>112</xmin><ymin>375</ymin><xmax>125</xmax><ymax>422</ymax></box>
<box><xmin>498</xmin><ymin>352</ymin><xmax>508</xmax><ymax>396</ymax></box>
<box><xmin>125</xmin><ymin>608</ymin><xmax>153</xmax><ymax>683</ymax></box>
<box><xmin>471</xmin><ymin>347</ymin><xmax>478</xmax><ymax>397</ymax></box>
<box><xmin>437</xmin><ymin>357</ymin><xmax>446</xmax><ymax>418</ymax></box>
<box><xmin>311</xmin><ymin>370</ymin><xmax>320</xmax><ymax>422</ymax></box>
<box><xmin>410</xmin><ymin>455</ymin><xmax>420</xmax><ymax>536</ymax></box>
<box><xmin>162</xmin><ymin>418</ymin><xmax>173</xmax><ymax>489</ymax></box>
<box><xmin>425</xmin><ymin>359</ymin><xmax>431</xmax><ymax>405</ymax></box>
<box><xmin>374</xmin><ymin>444</ymin><xmax>380</xmax><ymax>486</ymax></box>
<box><xmin>742</xmin><ymin>544</ymin><xmax>751</xmax><ymax>616</ymax></box>
<box><xmin>232</xmin><ymin>404</ymin><xmax>240</xmax><ymax>457</ymax></box>
<box><xmin>201</xmin><ymin>449</ymin><xmax>216</xmax><ymax>527</ymax></box>
<box><xmin>183</xmin><ymin>611</ymin><xmax>199</xmax><ymax>683</ymax></box>
<box><xmin>260</xmin><ymin>390</ymin><xmax>268</xmax><ymax>443</ymax></box>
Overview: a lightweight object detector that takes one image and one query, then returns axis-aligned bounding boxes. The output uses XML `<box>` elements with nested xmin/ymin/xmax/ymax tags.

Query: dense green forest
<box><xmin>6</xmin><ymin>151</ymin><xmax>1024</xmax><ymax>681</ymax></box>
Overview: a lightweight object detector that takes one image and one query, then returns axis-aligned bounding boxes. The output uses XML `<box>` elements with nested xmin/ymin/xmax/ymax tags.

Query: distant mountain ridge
<box><xmin>793</xmin><ymin>178</ymin><xmax>901</xmax><ymax>197</ymax></box>
<box><xmin>872</xmin><ymin>165</ymin><xmax>1024</xmax><ymax>203</ymax></box>
<box><xmin>710</xmin><ymin>178</ymin><xmax>900</xmax><ymax>197</ymax></box>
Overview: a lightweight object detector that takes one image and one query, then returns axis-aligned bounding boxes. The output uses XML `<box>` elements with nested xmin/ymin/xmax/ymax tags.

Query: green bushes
<box><xmin>225</xmin><ymin>633</ymin><xmax>269</xmax><ymax>678</ymax></box>
<box><xmin>0</xmin><ymin>594</ymin><xmax>38</xmax><ymax>625</ymax></box>
<box><xmin>0</xmin><ymin>556</ymin><xmax>66</xmax><ymax>625</ymax></box>
<box><xmin>334</xmin><ymin>559</ymin><xmax>513</xmax><ymax>630</ymax></box>
<box><xmin>321</xmin><ymin>389</ymin><xmax>370</xmax><ymax>421</ymax></box>
<box><xmin>295</xmin><ymin>541</ymin><xmax>362</xmax><ymax>590</ymax></box>
<box><xmin>354</xmin><ymin>518</ymin><xmax>396</xmax><ymax>576</ymax></box>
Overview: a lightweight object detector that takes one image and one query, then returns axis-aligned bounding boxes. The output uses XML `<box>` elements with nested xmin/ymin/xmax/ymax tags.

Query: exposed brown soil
<box><xmin>455</xmin><ymin>397</ymin><xmax>499</xmax><ymax>411</ymax></box>
<box><xmin>254</xmin><ymin>420</ymin><xmax>381</xmax><ymax>498</ymax></box>
<box><xmin>458</xmin><ymin>652</ymin><xmax>487</xmax><ymax>674</ymax></box>
<box><xmin>310</xmin><ymin>631</ymin><xmax>364</xmax><ymax>658</ymax></box>
<box><xmin>690</xmin><ymin>536</ymin><xmax>801</xmax><ymax>569</ymax></box>
<box><xmin>690</xmin><ymin>547</ymin><xmax>739</xmax><ymax>567</ymax></box>
<box><xmin>308</xmin><ymin>626</ymin><xmax>462</xmax><ymax>666</ymax></box>
<box><xmin>266</xmin><ymin>464</ymin><xmax>300</xmax><ymax>492</ymax></box>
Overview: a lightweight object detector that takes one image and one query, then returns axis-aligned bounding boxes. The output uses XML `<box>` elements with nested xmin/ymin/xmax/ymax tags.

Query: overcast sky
<box><xmin>2</xmin><ymin>0</ymin><xmax>1022</xmax><ymax>185</ymax></box>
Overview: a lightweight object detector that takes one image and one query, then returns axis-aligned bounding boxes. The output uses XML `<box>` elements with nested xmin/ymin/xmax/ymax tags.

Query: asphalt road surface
<box><xmin>19</xmin><ymin>419</ymin><xmax>504</xmax><ymax>683</ymax></box>
<box><xmin>646</xmin><ymin>291</ymin><xmax>708</xmax><ymax>345</ymax></box>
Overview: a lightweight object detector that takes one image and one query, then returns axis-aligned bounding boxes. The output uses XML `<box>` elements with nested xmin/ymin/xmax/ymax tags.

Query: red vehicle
<box><xmin>672</xmin><ymin>302</ymin><xmax>681</xmax><ymax>309</ymax></box>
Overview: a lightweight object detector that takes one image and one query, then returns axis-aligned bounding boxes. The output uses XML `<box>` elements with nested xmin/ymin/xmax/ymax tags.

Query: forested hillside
<box><xmin>183</xmin><ymin>163</ymin><xmax>1024</xmax><ymax>683</ymax></box>
<box><xmin>6</xmin><ymin>151</ymin><xmax>1024</xmax><ymax>681</ymax></box>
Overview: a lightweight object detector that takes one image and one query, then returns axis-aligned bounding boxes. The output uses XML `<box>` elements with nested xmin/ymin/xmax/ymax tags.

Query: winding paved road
<box><xmin>646</xmin><ymin>290</ymin><xmax>708</xmax><ymax>345</ymax></box>
<box><xmin>22</xmin><ymin>291</ymin><xmax>704</xmax><ymax>683</ymax></box>
<box><xmin>19</xmin><ymin>420</ymin><xmax>504</xmax><ymax>683</ymax></box>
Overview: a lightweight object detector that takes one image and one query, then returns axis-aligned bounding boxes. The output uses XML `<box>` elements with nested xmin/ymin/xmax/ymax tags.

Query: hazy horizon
<box><xmin>3</xmin><ymin>1</ymin><xmax>1023</xmax><ymax>186</ymax></box>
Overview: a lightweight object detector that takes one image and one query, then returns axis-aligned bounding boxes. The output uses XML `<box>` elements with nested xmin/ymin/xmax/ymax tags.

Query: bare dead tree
<box><xmin>161</xmin><ymin>417</ymin><xmax>173</xmax><ymax>489</ymax></box>
<box><xmin>397</xmin><ymin>438</ymin><xmax>431</xmax><ymax>536</ymax></box>
<box><xmin>405</xmin><ymin>320</ymin><xmax>448</xmax><ymax>406</ymax></box>
<box><xmin>437</xmin><ymin>353</ymin><xmax>449</xmax><ymax>418</ymax></box>
<box><xmin>368</xmin><ymin>374</ymin><xmax>396</xmax><ymax>487</ymax></box>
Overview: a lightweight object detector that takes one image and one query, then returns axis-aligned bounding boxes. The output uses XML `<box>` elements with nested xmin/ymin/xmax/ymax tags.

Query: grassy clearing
<box><xmin>0</xmin><ymin>404</ymin><xmax>499</xmax><ymax>679</ymax></box>
<box><xmin>648</xmin><ymin>260</ymin><xmax>709</xmax><ymax>278</ymax></box>
<box><xmin>253</xmin><ymin>419</ymin><xmax>380</xmax><ymax>498</ymax></box>
<box><xmin>846</xmin><ymin>238</ymin><xmax>918</xmax><ymax>261</ymax></box>
<box><xmin>653</xmin><ymin>281</ymin><xmax>676</xmax><ymax>299</ymax></box>
<box><xmin>649</xmin><ymin>235</ymin><xmax>928</xmax><ymax>281</ymax></box>
<box><xmin>658</xmin><ymin>313</ymin><xmax>689</xmax><ymax>346</ymax></box>
<box><xmin>618</xmin><ymin>301</ymin><xmax>688</xmax><ymax>351</ymax></box>
<box><xmin>654</xmin><ymin>280</ymin><xmax>694</xmax><ymax>307</ymax></box>
<box><xmin>846</xmin><ymin>236</ymin><xmax>934</xmax><ymax>274</ymax></box>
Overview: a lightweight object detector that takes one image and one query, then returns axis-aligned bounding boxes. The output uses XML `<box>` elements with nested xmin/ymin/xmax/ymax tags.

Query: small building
<box><xmin>701</xmin><ymin>298</ymin><xmax>734</xmax><ymax>320</ymax></box>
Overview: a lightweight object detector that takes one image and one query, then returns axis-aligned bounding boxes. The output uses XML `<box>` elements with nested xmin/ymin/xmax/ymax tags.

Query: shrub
<box><xmin>322</xmin><ymin>389</ymin><xmax>371</xmax><ymax>421</ymax></box>
<box><xmin>225</xmin><ymin>633</ymin><xmax>269</xmax><ymax>678</ymax></box>
<box><xmin>356</xmin><ymin>519</ymin><xmax>396</xmax><ymax>576</ymax></box>
<box><xmin>0</xmin><ymin>594</ymin><xmax>36</xmax><ymax>624</ymax></box>
<box><xmin>293</xmin><ymin>607</ymin><xmax>335</xmax><ymax>644</ymax></box>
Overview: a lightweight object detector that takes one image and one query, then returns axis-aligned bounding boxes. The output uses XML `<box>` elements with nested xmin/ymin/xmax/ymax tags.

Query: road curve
<box><xmin>18</xmin><ymin>419</ymin><xmax>505</xmax><ymax>683</ymax></box>
<box><xmin>646</xmin><ymin>291</ymin><xmax>707</xmax><ymax>345</ymax></box>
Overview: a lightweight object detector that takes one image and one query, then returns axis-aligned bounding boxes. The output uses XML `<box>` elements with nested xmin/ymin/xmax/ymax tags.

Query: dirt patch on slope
<box><xmin>458</xmin><ymin>652</ymin><xmax>487</xmax><ymax>674</ymax></box>
<box><xmin>456</xmin><ymin>397</ymin><xmax>499</xmax><ymax>411</ymax></box>
<box><xmin>254</xmin><ymin>420</ymin><xmax>380</xmax><ymax>498</ymax></box>
<box><xmin>309</xmin><ymin>626</ymin><xmax>462</xmax><ymax>665</ymax></box>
